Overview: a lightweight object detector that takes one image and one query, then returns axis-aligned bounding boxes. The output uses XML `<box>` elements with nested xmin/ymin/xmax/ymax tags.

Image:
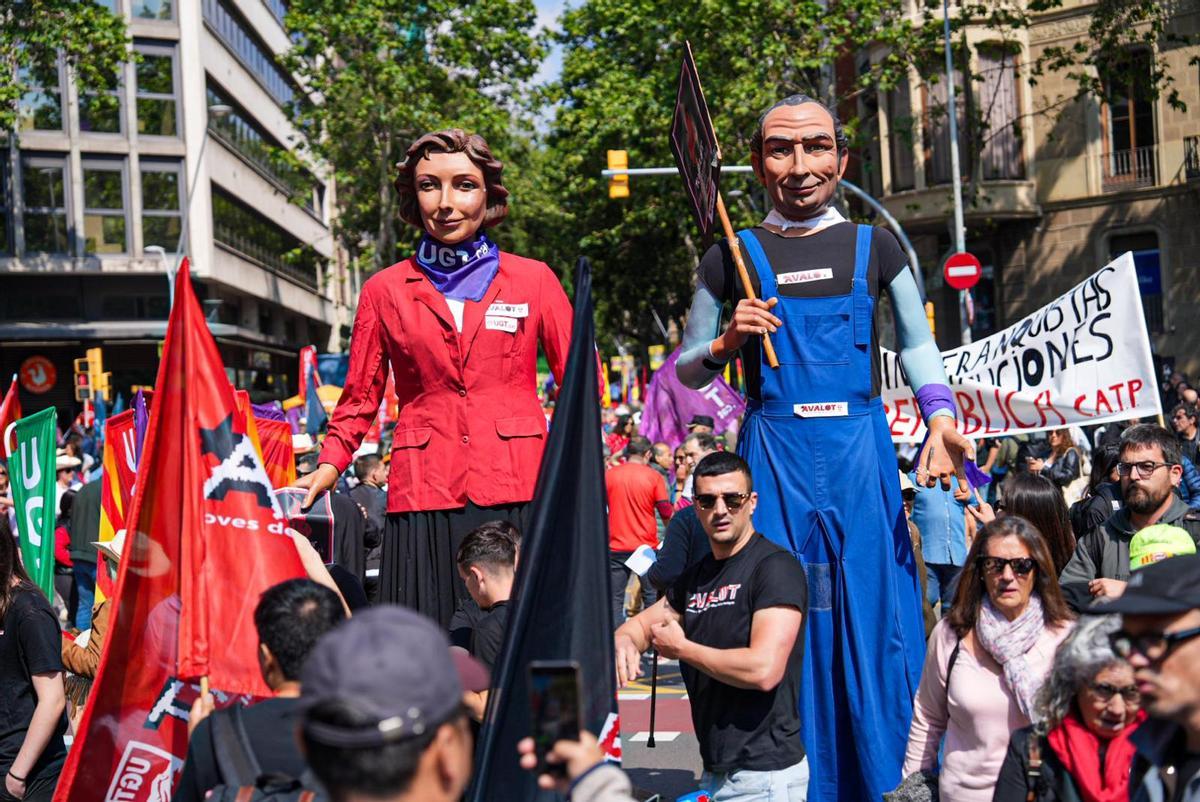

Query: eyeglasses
<box><xmin>977</xmin><ymin>556</ymin><xmax>1037</xmax><ymax>576</ymax></box>
<box><xmin>694</xmin><ymin>492</ymin><xmax>751</xmax><ymax>511</ymax></box>
<box><xmin>1110</xmin><ymin>625</ymin><xmax>1200</xmax><ymax>661</ymax></box>
<box><xmin>1087</xmin><ymin>682</ymin><xmax>1141</xmax><ymax>703</ymax></box>
<box><xmin>674</xmin><ymin>456</ymin><xmax>687</xmax><ymax>464</ymax></box>
<box><xmin>1117</xmin><ymin>461</ymin><xmax>1175</xmax><ymax>478</ymax></box>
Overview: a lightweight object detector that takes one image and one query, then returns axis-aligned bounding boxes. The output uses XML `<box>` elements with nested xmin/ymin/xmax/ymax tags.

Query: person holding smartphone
<box><xmin>613</xmin><ymin>452</ymin><xmax>809</xmax><ymax>801</ymax></box>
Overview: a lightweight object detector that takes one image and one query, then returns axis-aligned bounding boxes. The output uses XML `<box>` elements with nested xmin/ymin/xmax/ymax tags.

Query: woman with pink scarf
<box><xmin>902</xmin><ymin>516</ymin><xmax>1076</xmax><ymax>801</ymax></box>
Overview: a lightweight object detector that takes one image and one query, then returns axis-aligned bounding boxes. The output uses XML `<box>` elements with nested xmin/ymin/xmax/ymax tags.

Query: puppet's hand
<box><xmin>919</xmin><ymin>417</ymin><xmax>973</xmax><ymax>501</ymax></box>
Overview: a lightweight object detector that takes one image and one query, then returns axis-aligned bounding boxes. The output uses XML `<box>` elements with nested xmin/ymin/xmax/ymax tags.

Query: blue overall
<box><xmin>735</xmin><ymin>226</ymin><xmax>926</xmax><ymax>802</ymax></box>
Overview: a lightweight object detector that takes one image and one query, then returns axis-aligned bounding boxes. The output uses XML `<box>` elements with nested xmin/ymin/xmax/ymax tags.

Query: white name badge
<box><xmin>486</xmin><ymin>302</ymin><xmax>529</xmax><ymax>318</ymax></box>
<box><xmin>794</xmin><ymin>402</ymin><xmax>848</xmax><ymax>418</ymax></box>
<box><xmin>485</xmin><ymin>315</ymin><xmax>519</xmax><ymax>333</ymax></box>
<box><xmin>777</xmin><ymin>268</ymin><xmax>833</xmax><ymax>286</ymax></box>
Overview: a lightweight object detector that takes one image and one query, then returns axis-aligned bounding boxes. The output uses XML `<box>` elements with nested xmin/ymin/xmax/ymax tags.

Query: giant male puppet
<box><xmin>676</xmin><ymin>95</ymin><xmax>973</xmax><ymax>801</ymax></box>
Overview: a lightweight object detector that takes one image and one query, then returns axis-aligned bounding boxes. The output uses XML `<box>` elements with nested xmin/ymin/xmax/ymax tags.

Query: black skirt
<box><xmin>380</xmin><ymin>501</ymin><xmax>529</xmax><ymax>629</ymax></box>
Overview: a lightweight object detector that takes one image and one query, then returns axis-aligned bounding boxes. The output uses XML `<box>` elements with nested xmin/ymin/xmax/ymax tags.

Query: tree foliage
<box><xmin>280</xmin><ymin>0</ymin><xmax>545</xmax><ymax>273</ymax></box>
<box><xmin>1</xmin><ymin>0</ymin><xmax>131</xmax><ymax>133</ymax></box>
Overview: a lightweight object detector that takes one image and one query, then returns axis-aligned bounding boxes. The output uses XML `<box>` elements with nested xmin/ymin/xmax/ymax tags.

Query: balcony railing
<box><xmin>1186</xmin><ymin>136</ymin><xmax>1200</xmax><ymax>181</ymax></box>
<box><xmin>1100</xmin><ymin>146</ymin><xmax>1157</xmax><ymax>192</ymax></box>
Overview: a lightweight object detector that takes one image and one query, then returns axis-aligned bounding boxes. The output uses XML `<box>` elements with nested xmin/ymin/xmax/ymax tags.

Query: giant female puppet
<box><xmin>297</xmin><ymin>130</ymin><xmax>572</xmax><ymax>627</ymax></box>
<box><xmin>676</xmin><ymin>95</ymin><xmax>973</xmax><ymax>801</ymax></box>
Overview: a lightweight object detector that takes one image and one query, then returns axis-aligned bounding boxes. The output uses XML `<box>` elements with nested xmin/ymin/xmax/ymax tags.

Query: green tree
<box><xmin>281</xmin><ymin>0</ymin><xmax>546</xmax><ymax>273</ymax></box>
<box><xmin>1</xmin><ymin>0</ymin><xmax>131</xmax><ymax>132</ymax></box>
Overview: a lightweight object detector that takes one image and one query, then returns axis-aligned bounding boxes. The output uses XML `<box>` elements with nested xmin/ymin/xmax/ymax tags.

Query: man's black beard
<box><xmin>1124</xmin><ymin>483</ymin><xmax>1172</xmax><ymax>515</ymax></box>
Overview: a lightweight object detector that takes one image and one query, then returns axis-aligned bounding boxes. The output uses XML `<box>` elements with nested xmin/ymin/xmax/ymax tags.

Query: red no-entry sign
<box><xmin>944</xmin><ymin>252</ymin><xmax>982</xmax><ymax>291</ymax></box>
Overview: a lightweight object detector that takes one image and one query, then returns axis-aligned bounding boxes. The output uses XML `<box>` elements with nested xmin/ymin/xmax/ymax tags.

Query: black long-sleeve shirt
<box><xmin>645</xmin><ymin>505</ymin><xmax>710</xmax><ymax>594</ymax></box>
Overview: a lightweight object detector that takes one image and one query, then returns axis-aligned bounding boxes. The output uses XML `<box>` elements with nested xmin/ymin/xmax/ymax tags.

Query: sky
<box><xmin>533</xmin><ymin>0</ymin><xmax>565</xmax><ymax>87</ymax></box>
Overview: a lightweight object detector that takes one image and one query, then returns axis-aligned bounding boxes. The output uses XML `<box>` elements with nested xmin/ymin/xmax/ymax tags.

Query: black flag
<box><xmin>468</xmin><ymin>258</ymin><xmax>618</xmax><ymax>801</ymax></box>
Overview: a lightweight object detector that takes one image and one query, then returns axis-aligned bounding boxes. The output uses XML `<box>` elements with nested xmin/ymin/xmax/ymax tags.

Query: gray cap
<box><xmin>300</xmin><ymin>605</ymin><xmax>489</xmax><ymax>747</ymax></box>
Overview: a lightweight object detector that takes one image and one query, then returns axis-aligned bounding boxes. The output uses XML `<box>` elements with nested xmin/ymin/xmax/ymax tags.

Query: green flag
<box><xmin>6</xmin><ymin>407</ymin><xmax>57</xmax><ymax>598</ymax></box>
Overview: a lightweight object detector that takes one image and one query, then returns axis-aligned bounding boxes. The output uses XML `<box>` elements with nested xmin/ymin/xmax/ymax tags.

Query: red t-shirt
<box><xmin>606</xmin><ymin>462</ymin><xmax>668</xmax><ymax>552</ymax></box>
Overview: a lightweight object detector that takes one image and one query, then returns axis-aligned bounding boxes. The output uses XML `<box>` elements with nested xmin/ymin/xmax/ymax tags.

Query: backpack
<box><xmin>204</xmin><ymin>704</ymin><xmax>329</xmax><ymax>802</ymax></box>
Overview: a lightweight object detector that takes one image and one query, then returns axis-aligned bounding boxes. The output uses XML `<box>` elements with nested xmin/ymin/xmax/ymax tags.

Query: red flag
<box><xmin>0</xmin><ymin>373</ymin><xmax>21</xmax><ymax>458</ymax></box>
<box><xmin>255</xmin><ymin>417</ymin><xmax>296</xmax><ymax>490</ymax></box>
<box><xmin>298</xmin><ymin>345</ymin><xmax>321</xmax><ymax>401</ymax></box>
<box><xmin>55</xmin><ymin>259</ymin><xmax>304</xmax><ymax>802</ymax></box>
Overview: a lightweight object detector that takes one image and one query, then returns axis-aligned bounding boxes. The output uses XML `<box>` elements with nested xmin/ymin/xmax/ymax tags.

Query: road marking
<box><xmin>619</xmin><ymin>692</ymin><xmax>651</xmax><ymax>700</ymax></box>
<box><xmin>629</xmin><ymin>731</ymin><xmax>680</xmax><ymax>742</ymax></box>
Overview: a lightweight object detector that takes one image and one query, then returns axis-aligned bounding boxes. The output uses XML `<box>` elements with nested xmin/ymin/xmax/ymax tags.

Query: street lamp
<box><xmin>162</xmin><ymin>102</ymin><xmax>232</xmax><ymax>304</ymax></box>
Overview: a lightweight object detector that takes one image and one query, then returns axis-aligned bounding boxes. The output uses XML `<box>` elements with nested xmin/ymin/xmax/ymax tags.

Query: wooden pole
<box><xmin>715</xmin><ymin>194</ymin><xmax>780</xmax><ymax>369</ymax></box>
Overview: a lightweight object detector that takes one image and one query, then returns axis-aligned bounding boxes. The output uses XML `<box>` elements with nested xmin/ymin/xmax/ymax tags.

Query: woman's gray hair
<box><xmin>1034</xmin><ymin>614</ymin><xmax>1124</xmax><ymax>732</ymax></box>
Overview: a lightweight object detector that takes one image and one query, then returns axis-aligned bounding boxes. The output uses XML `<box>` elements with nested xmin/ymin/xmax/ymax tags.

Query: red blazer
<box><xmin>319</xmin><ymin>251</ymin><xmax>572</xmax><ymax>513</ymax></box>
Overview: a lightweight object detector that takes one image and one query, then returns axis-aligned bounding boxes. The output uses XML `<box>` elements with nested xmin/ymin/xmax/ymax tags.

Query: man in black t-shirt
<box><xmin>455</xmin><ymin>521</ymin><xmax>520</xmax><ymax>721</ymax></box>
<box><xmin>174</xmin><ymin>578</ymin><xmax>346</xmax><ymax>802</ymax></box>
<box><xmin>614</xmin><ymin>453</ymin><xmax>808</xmax><ymax>801</ymax></box>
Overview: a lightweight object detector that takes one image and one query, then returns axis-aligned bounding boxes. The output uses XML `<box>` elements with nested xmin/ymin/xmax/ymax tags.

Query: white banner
<box><xmin>883</xmin><ymin>254</ymin><xmax>1161</xmax><ymax>443</ymax></box>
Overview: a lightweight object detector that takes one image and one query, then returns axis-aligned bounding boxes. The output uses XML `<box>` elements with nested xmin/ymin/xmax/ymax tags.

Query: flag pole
<box><xmin>647</xmin><ymin>649</ymin><xmax>659</xmax><ymax>748</ymax></box>
<box><xmin>717</xmin><ymin>194</ymin><xmax>780</xmax><ymax>369</ymax></box>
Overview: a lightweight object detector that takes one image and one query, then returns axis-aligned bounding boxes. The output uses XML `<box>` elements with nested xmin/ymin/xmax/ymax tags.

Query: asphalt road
<box><xmin>618</xmin><ymin>657</ymin><xmax>705</xmax><ymax>801</ymax></box>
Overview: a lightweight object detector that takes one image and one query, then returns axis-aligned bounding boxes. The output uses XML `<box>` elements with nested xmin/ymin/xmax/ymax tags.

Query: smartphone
<box><xmin>274</xmin><ymin>487</ymin><xmax>335</xmax><ymax>563</ymax></box>
<box><xmin>527</xmin><ymin>660</ymin><xmax>583</xmax><ymax>777</ymax></box>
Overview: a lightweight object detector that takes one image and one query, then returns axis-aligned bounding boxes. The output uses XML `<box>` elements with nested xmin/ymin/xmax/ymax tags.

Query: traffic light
<box><xmin>86</xmin><ymin>347</ymin><xmax>110</xmax><ymax>403</ymax></box>
<box><xmin>73</xmin><ymin>359</ymin><xmax>92</xmax><ymax>403</ymax></box>
<box><xmin>607</xmin><ymin>150</ymin><xmax>629</xmax><ymax>199</ymax></box>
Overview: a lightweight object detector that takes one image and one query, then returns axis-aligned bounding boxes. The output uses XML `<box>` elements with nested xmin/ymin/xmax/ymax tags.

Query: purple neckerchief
<box><xmin>414</xmin><ymin>232</ymin><xmax>500</xmax><ymax>302</ymax></box>
<box><xmin>914</xmin><ymin>384</ymin><xmax>991</xmax><ymax>489</ymax></box>
<box><xmin>252</xmin><ymin>401</ymin><xmax>285</xmax><ymax>422</ymax></box>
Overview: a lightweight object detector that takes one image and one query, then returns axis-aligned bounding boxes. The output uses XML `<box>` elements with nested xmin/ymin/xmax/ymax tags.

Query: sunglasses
<box><xmin>977</xmin><ymin>556</ymin><xmax>1037</xmax><ymax>576</ymax></box>
<box><xmin>1110</xmin><ymin>625</ymin><xmax>1200</xmax><ymax>661</ymax></box>
<box><xmin>674</xmin><ymin>456</ymin><xmax>687</xmax><ymax>464</ymax></box>
<box><xmin>1087</xmin><ymin>682</ymin><xmax>1140</xmax><ymax>703</ymax></box>
<box><xmin>694</xmin><ymin>492</ymin><xmax>751</xmax><ymax>511</ymax></box>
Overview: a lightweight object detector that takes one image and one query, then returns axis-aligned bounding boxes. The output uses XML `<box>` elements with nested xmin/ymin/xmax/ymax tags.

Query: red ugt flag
<box><xmin>55</xmin><ymin>258</ymin><xmax>305</xmax><ymax>802</ymax></box>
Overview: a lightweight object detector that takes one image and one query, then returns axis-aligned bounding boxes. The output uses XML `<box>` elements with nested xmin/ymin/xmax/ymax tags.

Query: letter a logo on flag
<box><xmin>54</xmin><ymin>258</ymin><xmax>305</xmax><ymax>802</ymax></box>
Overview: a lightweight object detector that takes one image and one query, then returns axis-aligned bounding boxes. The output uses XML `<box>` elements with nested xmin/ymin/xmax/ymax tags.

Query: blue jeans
<box><xmin>925</xmin><ymin>563</ymin><xmax>961</xmax><ymax>611</ymax></box>
<box><xmin>73</xmin><ymin>561</ymin><xmax>97</xmax><ymax>629</ymax></box>
<box><xmin>702</xmin><ymin>758</ymin><xmax>809</xmax><ymax>802</ymax></box>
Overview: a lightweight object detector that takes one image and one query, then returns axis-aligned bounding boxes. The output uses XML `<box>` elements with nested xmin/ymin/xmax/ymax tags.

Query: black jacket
<box><xmin>67</xmin><ymin>478</ymin><xmax>102</xmax><ymax>564</ymax></box>
<box><xmin>1069</xmin><ymin>482</ymin><xmax>1123</xmax><ymax>541</ymax></box>
<box><xmin>1041</xmin><ymin>448</ymin><xmax>1082</xmax><ymax>489</ymax></box>
<box><xmin>993</xmin><ymin>726</ymin><xmax>1083</xmax><ymax>802</ymax></box>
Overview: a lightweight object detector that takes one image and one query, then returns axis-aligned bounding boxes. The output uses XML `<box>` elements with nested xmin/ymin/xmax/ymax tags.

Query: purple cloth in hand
<box><xmin>915</xmin><ymin>383</ymin><xmax>956</xmax><ymax>422</ymax></box>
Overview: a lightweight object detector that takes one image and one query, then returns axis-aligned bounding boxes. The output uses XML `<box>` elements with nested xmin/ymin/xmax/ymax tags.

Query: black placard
<box><xmin>669</xmin><ymin>41</ymin><xmax>723</xmax><ymax>237</ymax></box>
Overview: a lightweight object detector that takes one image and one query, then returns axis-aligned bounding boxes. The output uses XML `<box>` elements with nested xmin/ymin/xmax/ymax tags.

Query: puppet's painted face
<box><xmin>751</xmin><ymin>102</ymin><xmax>848</xmax><ymax>221</ymax></box>
<box><xmin>414</xmin><ymin>150</ymin><xmax>488</xmax><ymax>245</ymax></box>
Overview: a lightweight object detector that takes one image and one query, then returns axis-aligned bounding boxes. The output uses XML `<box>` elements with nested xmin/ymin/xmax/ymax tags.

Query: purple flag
<box><xmin>133</xmin><ymin>389</ymin><xmax>149</xmax><ymax>464</ymax></box>
<box><xmin>285</xmin><ymin>405</ymin><xmax>303</xmax><ymax>435</ymax></box>
<box><xmin>639</xmin><ymin>348</ymin><xmax>746</xmax><ymax>447</ymax></box>
<box><xmin>251</xmin><ymin>401</ymin><xmax>286</xmax><ymax>422</ymax></box>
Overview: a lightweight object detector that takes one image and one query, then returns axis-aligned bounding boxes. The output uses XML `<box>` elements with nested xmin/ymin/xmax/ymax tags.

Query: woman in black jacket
<box><xmin>992</xmin><ymin>614</ymin><xmax>1144</xmax><ymax>802</ymax></box>
<box><xmin>1029</xmin><ymin>428</ymin><xmax>1082</xmax><ymax>490</ymax></box>
<box><xmin>1068</xmin><ymin>444</ymin><xmax>1123</xmax><ymax>542</ymax></box>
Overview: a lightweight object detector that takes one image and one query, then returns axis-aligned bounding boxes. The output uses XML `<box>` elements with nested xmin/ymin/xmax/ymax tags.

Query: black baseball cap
<box><xmin>1087</xmin><ymin>554</ymin><xmax>1200</xmax><ymax>616</ymax></box>
<box><xmin>688</xmin><ymin>415</ymin><xmax>715</xmax><ymax>429</ymax></box>
<box><xmin>299</xmin><ymin>606</ymin><xmax>489</xmax><ymax>747</ymax></box>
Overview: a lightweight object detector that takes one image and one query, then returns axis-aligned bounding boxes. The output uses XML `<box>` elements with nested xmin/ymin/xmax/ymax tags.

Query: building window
<box><xmin>858</xmin><ymin>61</ymin><xmax>883</xmax><ymax>199</ymax></box>
<box><xmin>82</xmin><ymin>159</ymin><xmax>129</xmax><ymax>254</ymax></box>
<box><xmin>16</xmin><ymin>64</ymin><xmax>63</xmax><ymax>132</ymax></box>
<box><xmin>135</xmin><ymin>46</ymin><xmax>178</xmax><ymax>137</ymax></box>
<box><xmin>132</xmin><ymin>0</ymin><xmax>173</xmax><ymax>20</ymax></box>
<box><xmin>141</xmin><ymin>160</ymin><xmax>183</xmax><ymax>250</ymax></box>
<box><xmin>923</xmin><ymin>59</ymin><xmax>971</xmax><ymax>187</ymax></box>
<box><xmin>887</xmin><ymin>80</ymin><xmax>916</xmax><ymax>192</ymax></box>
<box><xmin>21</xmin><ymin>156</ymin><xmax>70</xmax><ymax>254</ymax></box>
<box><xmin>202</xmin><ymin>0</ymin><xmax>296</xmax><ymax>107</ymax></box>
<box><xmin>206</xmin><ymin>83</ymin><xmax>321</xmax><ymax>212</ymax></box>
<box><xmin>262</xmin><ymin>0</ymin><xmax>287</xmax><ymax>26</ymax></box>
<box><xmin>212</xmin><ymin>187</ymin><xmax>320</xmax><ymax>288</ymax></box>
<box><xmin>79</xmin><ymin>70</ymin><xmax>123</xmax><ymax>134</ymax></box>
<box><xmin>1101</xmin><ymin>50</ymin><xmax>1156</xmax><ymax>191</ymax></box>
<box><xmin>977</xmin><ymin>44</ymin><xmax>1023</xmax><ymax>180</ymax></box>
<box><xmin>0</xmin><ymin>162</ymin><xmax>10</xmax><ymax>255</ymax></box>
<box><xmin>1110</xmin><ymin>232</ymin><xmax>1163</xmax><ymax>334</ymax></box>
